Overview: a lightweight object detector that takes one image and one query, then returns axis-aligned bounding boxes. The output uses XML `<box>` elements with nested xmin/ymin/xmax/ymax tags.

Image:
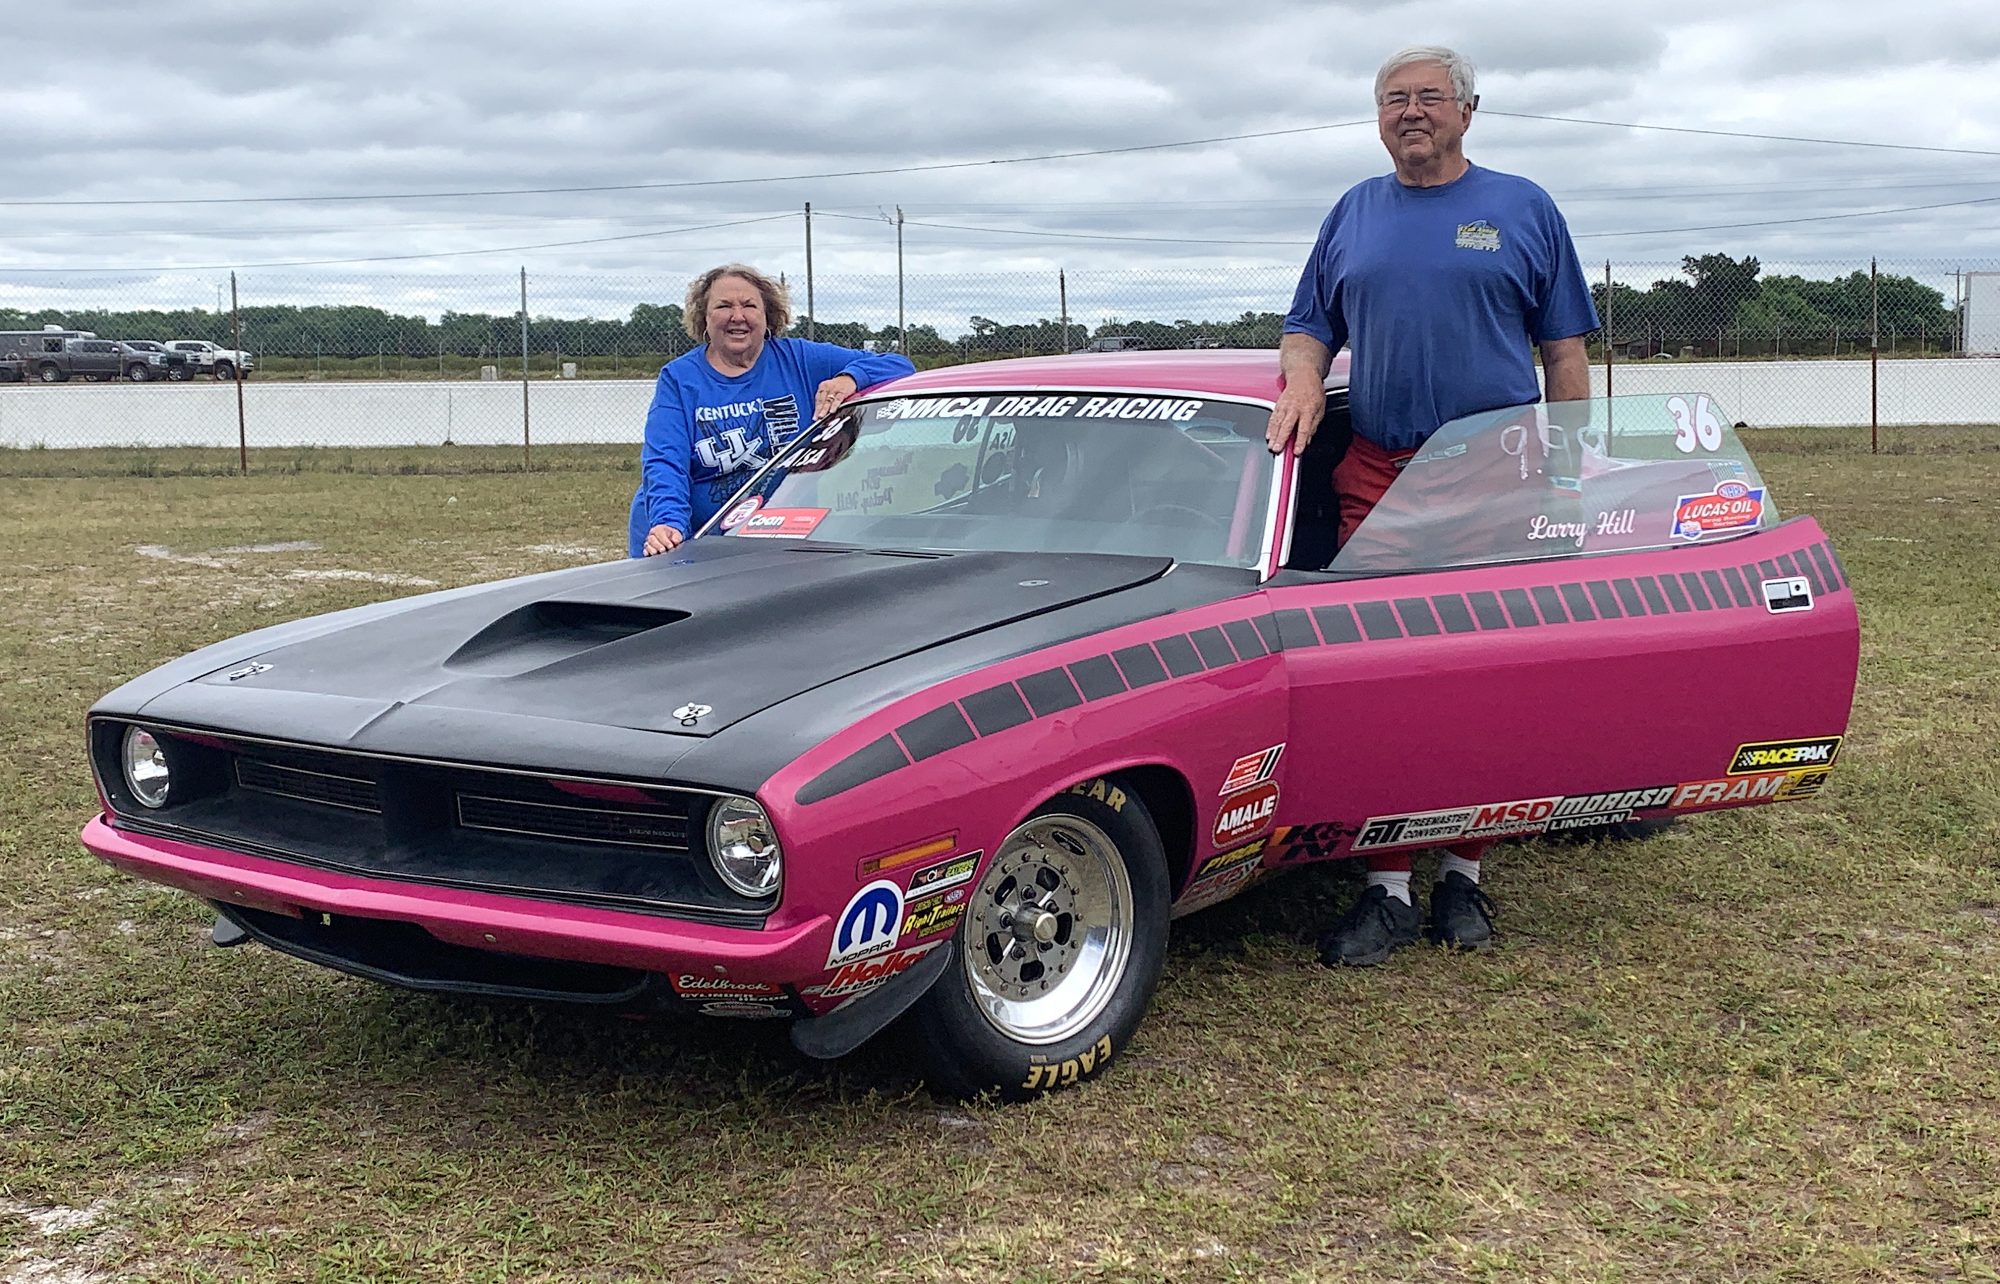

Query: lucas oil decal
<box><xmin>1670</xmin><ymin>480</ymin><xmax>1764</xmax><ymax>541</ymax></box>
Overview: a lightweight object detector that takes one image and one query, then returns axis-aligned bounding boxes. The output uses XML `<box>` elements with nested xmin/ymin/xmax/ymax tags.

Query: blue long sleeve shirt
<box><xmin>626</xmin><ymin>338</ymin><xmax>915</xmax><ymax>556</ymax></box>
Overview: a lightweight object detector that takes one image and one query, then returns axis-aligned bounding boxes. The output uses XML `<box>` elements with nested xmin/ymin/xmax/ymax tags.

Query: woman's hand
<box><xmin>642</xmin><ymin>524</ymin><xmax>684</xmax><ymax>556</ymax></box>
<box><xmin>813</xmin><ymin>374</ymin><xmax>858</xmax><ymax>421</ymax></box>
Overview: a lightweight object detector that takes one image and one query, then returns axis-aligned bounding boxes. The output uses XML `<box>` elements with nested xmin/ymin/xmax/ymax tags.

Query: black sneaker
<box><xmin>1426</xmin><ymin>871</ymin><xmax>1497</xmax><ymax>950</ymax></box>
<box><xmin>1317</xmin><ymin>884</ymin><xmax>1421</xmax><ymax>967</ymax></box>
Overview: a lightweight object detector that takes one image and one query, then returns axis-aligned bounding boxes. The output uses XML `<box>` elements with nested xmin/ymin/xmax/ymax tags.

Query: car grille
<box><xmin>457</xmin><ymin>793</ymin><xmax>690</xmax><ymax>849</ymax></box>
<box><xmin>236</xmin><ymin>757</ymin><xmax>382</xmax><ymax>812</ymax></box>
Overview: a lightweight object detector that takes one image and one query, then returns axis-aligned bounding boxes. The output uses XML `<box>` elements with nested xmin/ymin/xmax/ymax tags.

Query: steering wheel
<box><xmin>1133</xmin><ymin>503</ymin><xmax>1228</xmax><ymax>535</ymax></box>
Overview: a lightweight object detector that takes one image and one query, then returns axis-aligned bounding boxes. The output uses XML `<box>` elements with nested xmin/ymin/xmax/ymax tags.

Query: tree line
<box><xmin>0</xmin><ymin>257</ymin><xmax>1961</xmax><ymax>364</ymax></box>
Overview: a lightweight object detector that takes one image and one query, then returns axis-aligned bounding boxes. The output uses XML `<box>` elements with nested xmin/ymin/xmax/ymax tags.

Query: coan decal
<box><xmin>1670</xmin><ymin>479</ymin><xmax>1764</xmax><ymax>542</ymax></box>
<box><xmin>1211</xmin><ymin>782</ymin><xmax>1279</xmax><ymax>848</ymax></box>
<box><xmin>734</xmin><ymin>507</ymin><xmax>828</xmax><ymax>539</ymax></box>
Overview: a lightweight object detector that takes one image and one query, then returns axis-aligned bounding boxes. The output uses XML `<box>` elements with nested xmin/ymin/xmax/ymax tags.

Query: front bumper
<box><xmin>82</xmin><ymin>814</ymin><xmax>830</xmax><ymax>996</ymax></box>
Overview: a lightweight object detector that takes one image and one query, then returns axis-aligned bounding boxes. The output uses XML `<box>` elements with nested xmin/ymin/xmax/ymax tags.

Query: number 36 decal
<box><xmin>1667</xmin><ymin>393</ymin><xmax>1724</xmax><ymax>453</ymax></box>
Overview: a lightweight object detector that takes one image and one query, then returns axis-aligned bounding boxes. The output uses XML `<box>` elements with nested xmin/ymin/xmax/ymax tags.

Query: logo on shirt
<box><xmin>694</xmin><ymin>426</ymin><xmax>768</xmax><ymax>473</ymax></box>
<box><xmin>764</xmin><ymin>394</ymin><xmax>802</xmax><ymax>445</ymax></box>
<box><xmin>1455</xmin><ymin>220</ymin><xmax>1501</xmax><ymax>252</ymax></box>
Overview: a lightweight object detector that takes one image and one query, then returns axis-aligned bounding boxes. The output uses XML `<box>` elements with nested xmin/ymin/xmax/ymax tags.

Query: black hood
<box><xmin>178</xmin><ymin>542</ymin><xmax>1172</xmax><ymax>737</ymax></box>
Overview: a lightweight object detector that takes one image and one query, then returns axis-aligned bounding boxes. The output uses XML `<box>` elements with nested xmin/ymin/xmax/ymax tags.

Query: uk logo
<box><xmin>695</xmin><ymin>426</ymin><xmax>768</xmax><ymax>473</ymax></box>
<box><xmin>827</xmin><ymin>879</ymin><xmax>905</xmax><ymax>967</ymax></box>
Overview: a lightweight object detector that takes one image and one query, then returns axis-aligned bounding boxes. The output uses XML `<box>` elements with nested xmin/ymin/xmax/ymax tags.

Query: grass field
<box><xmin>3</xmin><ymin>428</ymin><xmax>1998</xmax><ymax>1283</ymax></box>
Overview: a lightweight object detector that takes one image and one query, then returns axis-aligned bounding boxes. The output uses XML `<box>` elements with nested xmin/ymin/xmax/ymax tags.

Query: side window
<box><xmin>42</xmin><ymin>337</ymin><xmax>62</xmax><ymax>353</ymax></box>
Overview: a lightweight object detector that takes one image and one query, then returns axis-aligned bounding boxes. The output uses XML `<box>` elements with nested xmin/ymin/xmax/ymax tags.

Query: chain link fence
<box><xmin>2</xmin><ymin>257</ymin><xmax>1995</xmax><ymax>474</ymax></box>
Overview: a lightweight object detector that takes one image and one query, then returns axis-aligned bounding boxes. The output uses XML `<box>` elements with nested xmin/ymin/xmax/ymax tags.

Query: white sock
<box><xmin>1439</xmin><ymin>854</ymin><xmax>1482</xmax><ymax>885</ymax></box>
<box><xmin>1366</xmin><ymin>869</ymin><xmax>1413</xmax><ymax>905</ymax></box>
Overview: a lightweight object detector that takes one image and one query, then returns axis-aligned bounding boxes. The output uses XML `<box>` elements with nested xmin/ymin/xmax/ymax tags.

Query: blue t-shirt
<box><xmin>627</xmin><ymin>337</ymin><xmax>915</xmax><ymax>555</ymax></box>
<box><xmin>1284</xmin><ymin>164</ymin><xmax>1599</xmax><ymax>451</ymax></box>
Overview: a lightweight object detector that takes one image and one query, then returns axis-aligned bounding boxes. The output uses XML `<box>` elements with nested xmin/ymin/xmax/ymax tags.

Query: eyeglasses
<box><xmin>1377</xmin><ymin>89</ymin><xmax>1457</xmax><ymax>113</ymax></box>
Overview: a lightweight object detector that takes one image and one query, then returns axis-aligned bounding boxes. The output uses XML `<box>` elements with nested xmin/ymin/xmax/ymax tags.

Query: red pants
<box><xmin>1332</xmin><ymin>434</ymin><xmax>1415</xmax><ymax>549</ymax></box>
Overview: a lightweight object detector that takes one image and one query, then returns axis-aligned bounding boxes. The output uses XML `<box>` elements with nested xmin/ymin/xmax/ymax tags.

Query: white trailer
<box><xmin>1967</xmin><ymin>272</ymin><xmax>2000</xmax><ymax>356</ymax></box>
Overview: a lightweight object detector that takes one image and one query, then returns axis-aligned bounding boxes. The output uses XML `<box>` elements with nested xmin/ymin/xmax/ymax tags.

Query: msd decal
<box><xmin>1728</xmin><ymin>737</ymin><xmax>1841</xmax><ymax>774</ymax></box>
<box><xmin>1211</xmin><ymin>782</ymin><xmax>1279</xmax><ymax>848</ymax></box>
<box><xmin>826</xmin><ymin>879</ymin><xmax>904</xmax><ymax>967</ymax></box>
<box><xmin>1459</xmin><ymin>796</ymin><xmax>1563</xmax><ymax>840</ymax></box>
<box><xmin>735</xmin><ymin>507</ymin><xmax>829</xmax><ymax>539</ymax></box>
<box><xmin>1220</xmin><ymin>744</ymin><xmax>1284</xmax><ymax>795</ymax></box>
<box><xmin>1670</xmin><ymin>479</ymin><xmax>1765</xmax><ymax>542</ymax></box>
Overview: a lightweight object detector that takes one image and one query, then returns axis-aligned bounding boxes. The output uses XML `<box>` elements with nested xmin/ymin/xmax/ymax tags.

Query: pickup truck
<box><xmin>120</xmin><ymin>341</ymin><xmax>193</xmax><ymax>381</ymax></box>
<box><xmin>13</xmin><ymin>337</ymin><xmax>160</xmax><ymax>383</ymax></box>
<box><xmin>167</xmin><ymin>340</ymin><xmax>255</xmax><ymax>380</ymax></box>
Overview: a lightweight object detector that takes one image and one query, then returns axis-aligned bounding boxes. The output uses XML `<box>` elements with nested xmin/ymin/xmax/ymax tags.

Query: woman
<box><xmin>628</xmin><ymin>264</ymin><xmax>915</xmax><ymax>557</ymax></box>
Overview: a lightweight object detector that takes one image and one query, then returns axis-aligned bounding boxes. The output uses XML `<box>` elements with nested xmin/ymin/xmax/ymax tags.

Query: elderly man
<box><xmin>1265</xmin><ymin>45</ymin><xmax>1599</xmax><ymax>967</ymax></box>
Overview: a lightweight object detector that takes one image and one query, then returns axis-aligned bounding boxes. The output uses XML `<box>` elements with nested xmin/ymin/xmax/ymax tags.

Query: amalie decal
<box><xmin>1211</xmin><ymin>782</ymin><xmax>1279</xmax><ymax>848</ymax></box>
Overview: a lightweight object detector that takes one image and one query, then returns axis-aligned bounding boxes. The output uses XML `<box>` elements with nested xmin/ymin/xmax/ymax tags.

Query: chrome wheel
<box><xmin>964</xmin><ymin>813</ymin><xmax>1134</xmax><ymax>1046</ymax></box>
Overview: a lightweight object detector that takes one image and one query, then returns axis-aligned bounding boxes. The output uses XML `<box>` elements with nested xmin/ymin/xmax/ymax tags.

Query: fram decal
<box><xmin>1728</xmin><ymin>737</ymin><xmax>1841</xmax><ymax>774</ymax></box>
<box><xmin>1670</xmin><ymin>480</ymin><xmax>1765</xmax><ymax>542</ymax></box>
<box><xmin>908</xmin><ymin>850</ymin><xmax>980</xmax><ymax>900</ymax></box>
<box><xmin>805</xmin><ymin>942</ymin><xmax>939</xmax><ymax>1000</ymax></box>
<box><xmin>1220</xmin><ymin>744</ymin><xmax>1284</xmax><ymax>795</ymax></box>
<box><xmin>734</xmin><ymin>507</ymin><xmax>829</xmax><ymax>539</ymax></box>
<box><xmin>826</xmin><ymin>879</ymin><xmax>904</xmax><ymax>967</ymax></box>
<box><xmin>1671</xmin><ymin>771</ymin><xmax>1806</xmax><ymax>808</ymax></box>
<box><xmin>1211</xmin><ymin>782</ymin><xmax>1279</xmax><ymax>848</ymax></box>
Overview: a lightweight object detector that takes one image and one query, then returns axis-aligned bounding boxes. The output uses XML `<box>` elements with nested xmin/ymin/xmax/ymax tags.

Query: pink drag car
<box><xmin>82</xmin><ymin>351</ymin><xmax>1858</xmax><ymax>1098</ymax></box>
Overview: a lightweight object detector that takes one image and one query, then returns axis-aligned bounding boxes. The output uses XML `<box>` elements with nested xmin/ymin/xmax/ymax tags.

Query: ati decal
<box><xmin>698</xmin><ymin>1000</ymin><xmax>790</xmax><ymax>1020</ymax></box>
<box><xmin>1671</xmin><ymin>479</ymin><xmax>1765</xmax><ymax>542</ymax></box>
<box><xmin>1728</xmin><ymin>737</ymin><xmax>1842</xmax><ymax>775</ymax></box>
<box><xmin>805</xmin><ymin>942</ymin><xmax>940</xmax><ymax>1000</ymax></box>
<box><xmin>908</xmin><ymin>850</ymin><xmax>980</xmax><ymax>900</ymax></box>
<box><xmin>826</xmin><ymin>879</ymin><xmax>904</xmax><ymax>967</ymax></box>
<box><xmin>1220</xmin><ymin>744</ymin><xmax>1285</xmax><ymax>795</ymax></box>
<box><xmin>670</xmin><ymin>975</ymin><xmax>785</xmax><ymax>1001</ymax></box>
<box><xmin>1068</xmin><ymin>777</ymin><xmax>1128</xmax><ymax>812</ymax></box>
<box><xmin>900</xmin><ymin>896</ymin><xmax>966</xmax><ymax>941</ymax></box>
<box><xmin>735</xmin><ymin>507</ymin><xmax>828</xmax><ymax>539</ymax></box>
<box><xmin>1353</xmin><ymin>807</ymin><xmax>1477</xmax><ymax>852</ymax></box>
<box><xmin>1671</xmin><ymin>770</ymin><xmax>1826</xmax><ymax>808</ymax></box>
<box><xmin>719</xmin><ymin>495</ymin><xmax>764</xmax><ymax>530</ymax></box>
<box><xmin>1272</xmin><ymin>822</ymin><xmax>1359</xmax><ymax>863</ymax></box>
<box><xmin>1212</xmin><ymin>782</ymin><xmax>1279</xmax><ymax>848</ymax></box>
<box><xmin>1021</xmin><ymin>1034</ymin><xmax>1115</xmax><ymax>1091</ymax></box>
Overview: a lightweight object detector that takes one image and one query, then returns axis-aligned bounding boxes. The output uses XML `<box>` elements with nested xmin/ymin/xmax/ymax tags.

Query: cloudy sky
<box><xmin>5</xmin><ymin>0</ymin><xmax>1997</xmax><ymax>329</ymax></box>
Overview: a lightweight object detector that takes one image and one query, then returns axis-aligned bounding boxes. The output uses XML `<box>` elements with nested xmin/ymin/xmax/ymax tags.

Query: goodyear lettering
<box><xmin>1068</xmin><ymin>778</ymin><xmax>1127</xmax><ymax>812</ymax></box>
<box><xmin>1021</xmin><ymin>1034</ymin><xmax>1115</xmax><ymax>1091</ymax></box>
<box><xmin>1728</xmin><ymin>737</ymin><xmax>1842</xmax><ymax>775</ymax></box>
<box><xmin>901</xmin><ymin>897</ymin><xmax>965</xmax><ymax>940</ymax></box>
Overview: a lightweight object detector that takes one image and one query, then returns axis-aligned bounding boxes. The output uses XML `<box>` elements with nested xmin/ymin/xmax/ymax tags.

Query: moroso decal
<box><xmin>1021</xmin><ymin>1034</ymin><xmax>1115</xmax><ymax>1091</ymax></box>
<box><xmin>1212</xmin><ymin>782</ymin><xmax>1279</xmax><ymax>848</ymax></box>
<box><xmin>827</xmin><ymin>879</ymin><xmax>905</xmax><ymax>967</ymax></box>
<box><xmin>1220</xmin><ymin>744</ymin><xmax>1284</xmax><ymax>795</ymax></box>
<box><xmin>805</xmin><ymin>942</ymin><xmax>940</xmax><ymax>1000</ymax></box>
<box><xmin>908</xmin><ymin>850</ymin><xmax>980</xmax><ymax>900</ymax></box>
<box><xmin>1728</xmin><ymin>737</ymin><xmax>1841</xmax><ymax>774</ymax></box>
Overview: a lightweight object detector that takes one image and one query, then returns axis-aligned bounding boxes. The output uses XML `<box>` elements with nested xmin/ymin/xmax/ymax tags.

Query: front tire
<box><xmin>213</xmin><ymin>361</ymin><xmax>236</xmax><ymax>381</ymax></box>
<box><xmin>37</xmin><ymin>364</ymin><xmax>66</xmax><ymax>383</ymax></box>
<box><xmin>904</xmin><ymin>778</ymin><xmax>1170</xmax><ymax>1100</ymax></box>
<box><xmin>127</xmin><ymin>363</ymin><xmax>152</xmax><ymax>382</ymax></box>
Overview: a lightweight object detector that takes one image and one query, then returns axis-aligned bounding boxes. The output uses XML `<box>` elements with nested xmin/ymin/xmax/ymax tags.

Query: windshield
<box><xmin>1331</xmin><ymin>392</ymin><xmax>1776</xmax><ymax>575</ymax></box>
<box><xmin>705</xmin><ymin>391</ymin><xmax>1279</xmax><ymax>571</ymax></box>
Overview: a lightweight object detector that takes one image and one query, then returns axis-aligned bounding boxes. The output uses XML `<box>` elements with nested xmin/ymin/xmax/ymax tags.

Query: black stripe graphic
<box><xmin>1559</xmin><ymin>583</ymin><xmax>1597</xmax><ymax>621</ymax></box>
<box><xmin>1468</xmin><ymin>591</ymin><xmax>1509</xmax><ymax>630</ymax></box>
<box><xmin>1252</xmin><ymin>613</ymin><xmax>1285</xmax><ymax>652</ymax></box>
<box><xmin>1723</xmin><ymin>565</ymin><xmax>1756</xmax><ymax>607</ymax></box>
<box><xmin>1018</xmin><ymin>667</ymin><xmax>1083</xmax><ymax>718</ymax></box>
<box><xmin>1189</xmin><ymin>625</ymin><xmax>1238</xmax><ymax>667</ymax></box>
<box><xmin>1794</xmin><ymin>549</ymin><xmax>1825</xmax><ymax>598</ymax></box>
<box><xmin>1501</xmin><ymin>588</ymin><xmax>1541</xmax><ymax>628</ymax></box>
<box><xmin>1529</xmin><ymin>585</ymin><xmax>1567</xmax><ymax>624</ymax></box>
<box><xmin>1313</xmin><ymin>604</ymin><xmax>1362</xmax><ymax>644</ymax></box>
<box><xmin>1112</xmin><ymin>643</ymin><xmax>1169</xmax><ymax>688</ymax></box>
<box><xmin>1069</xmin><ymin>654</ymin><xmax>1126</xmax><ymax>701</ymax></box>
<box><xmin>1433</xmin><ymin>595</ymin><xmax>1477</xmax><ymax>634</ymax></box>
<box><xmin>962</xmin><ymin>683</ymin><xmax>1033</xmax><ymax>736</ymax></box>
<box><xmin>1274</xmin><ymin>608</ymin><xmax>1319</xmax><ymax>650</ymax></box>
<box><xmin>1222</xmin><ymin>618</ymin><xmax>1268</xmax><ymax>659</ymax></box>
<box><xmin>1154</xmin><ymin>633</ymin><xmax>1206</xmax><ymax>678</ymax></box>
<box><xmin>1586</xmin><ymin>581</ymin><xmax>1623</xmax><ymax>619</ymax></box>
<box><xmin>1395</xmin><ymin>597</ymin><xmax>1442</xmax><ymax>637</ymax></box>
<box><xmin>799</xmin><ymin>735</ymin><xmax>910</xmax><ymax>805</ymax></box>
<box><xmin>1633</xmin><ymin>577</ymin><xmax>1667</xmax><ymax>615</ymax></box>
<box><xmin>899</xmin><ymin>705</ymin><xmax>977</xmax><ymax>761</ymax></box>
<box><xmin>1659</xmin><ymin>574</ymin><xmax>1691</xmax><ymax>613</ymax></box>
<box><xmin>1699</xmin><ymin>570</ymin><xmax>1729</xmax><ymax>608</ymax></box>
<box><xmin>1356</xmin><ymin>601</ymin><xmax>1403</xmax><ymax>640</ymax></box>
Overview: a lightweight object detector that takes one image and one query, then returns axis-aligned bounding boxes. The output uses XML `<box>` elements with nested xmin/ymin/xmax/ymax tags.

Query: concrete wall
<box><xmin>2</xmin><ymin>359</ymin><xmax>1996</xmax><ymax>450</ymax></box>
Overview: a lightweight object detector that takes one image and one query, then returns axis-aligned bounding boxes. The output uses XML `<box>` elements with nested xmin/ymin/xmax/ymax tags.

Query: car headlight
<box><xmin>121</xmin><ymin>725</ymin><xmax>171</xmax><ymax>809</ymax></box>
<box><xmin>707</xmin><ymin>796</ymin><xmax>781</xmax><ymax>898</ymax></box>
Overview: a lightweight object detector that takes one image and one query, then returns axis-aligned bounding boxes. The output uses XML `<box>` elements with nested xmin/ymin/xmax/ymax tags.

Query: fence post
<box><xmin>520</xmin><ymin>266</ymin><xmax>531</xmax><ymax>470</ymax></box>
<box><xmin>1602</xmin><ymin>260</ymin><xmax>1613</xmax><ymax>442</ymax></box>
<box><xmin>231</xmin><ymin>272</ymin><xmax>247</xmax><ymax>475</ymax></box>
<box><xmin>1869</xmin><ymin>258</ymin><xmax>1879</xmax><ymax>455</ymax></box>
<box><xmin>896</xmin><ymin>206</ymin><xmax>906</xmax><ymax>356</ymax></box>
<box><xmin>804</xmin><ymin>203</ymin><xmax>816</xmax><ymax>341</ymax></box>
<box><xmin>1060</xmin><ymin>269</ymin><xmax>1070</xmax><ymax>353</ymax></box>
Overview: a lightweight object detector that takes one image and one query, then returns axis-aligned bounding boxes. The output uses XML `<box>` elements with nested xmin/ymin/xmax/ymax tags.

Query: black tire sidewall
<box><xmin>906</xmin><ymin>779</ymin><xmax>1171</xmax><ymax>1100</ymax></box>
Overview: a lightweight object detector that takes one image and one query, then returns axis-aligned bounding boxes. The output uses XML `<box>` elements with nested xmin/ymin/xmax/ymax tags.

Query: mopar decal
<box><xmin>827</xmin><ymin>879</ymin><xmax>905</xmax><ymax>967</ymax></box>
<box><xmin>1728</xmin><ymin>737</ymin><xmax>1841</xmax><ymax>774</ymax></box>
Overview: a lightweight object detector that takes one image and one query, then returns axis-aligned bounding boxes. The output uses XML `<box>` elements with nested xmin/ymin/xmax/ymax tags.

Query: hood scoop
<box><xmin>446</xmin><ymin>601</ymin><xmax>690</xmax><ymax>677</ymax></box>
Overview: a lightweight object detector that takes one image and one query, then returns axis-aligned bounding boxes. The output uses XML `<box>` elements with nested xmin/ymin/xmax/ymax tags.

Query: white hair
<box><xmin>1374</xmin><ymin>46</ymin><xmax>1477</xmax><ymax>106</ymax></box>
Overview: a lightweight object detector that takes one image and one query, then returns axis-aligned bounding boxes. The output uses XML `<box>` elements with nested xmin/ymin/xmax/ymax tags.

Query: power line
<box><xmin>818</xmin><ymin>210</ymin><xmax>1307</xmax><ymax>247</ymax></box>
<box><xmin>1578</xmin><ymin>191</ymin><xmax>2000</xmax><ymax>239</ymax></box>
<box><xmin>0</xmin><ymin>121</ymin><xmax>1375</xmax><ymax>210</ymax></box>
<box><xmin>1484</xmin><ymin>110</ymin><xmax>2000</xmax><ymax>158</ymax></box>
<box><xmin>0</xmin><ymin>213</ymin><xmax>799</xmax><ymax>273</ymax></box>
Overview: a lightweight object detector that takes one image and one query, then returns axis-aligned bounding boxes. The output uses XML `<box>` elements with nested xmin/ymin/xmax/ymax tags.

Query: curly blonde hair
<box><xmin>683</xmin><ymin>263</ymin><xmax>793</xmax><ymax>343</ymax></box>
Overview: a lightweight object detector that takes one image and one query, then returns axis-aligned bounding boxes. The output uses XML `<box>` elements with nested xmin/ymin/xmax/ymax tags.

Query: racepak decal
<box><xmin>1728</xmin><ymin>737</ymin><xmax>1841</xmax><ymax>774</ymax></box>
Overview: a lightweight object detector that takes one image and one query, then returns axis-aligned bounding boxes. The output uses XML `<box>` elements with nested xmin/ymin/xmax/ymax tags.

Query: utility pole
<box><xmin>1869</xmin><ymin>258</ymin><xmax>1879</xmax><ymax>455</ymax></box>
<box><xmin>804</xmin><ymin>203</ymin><xmax>816</xmax><ymax>341</ymax></box>
<box><xmin>896</xmin><ymin>206</ymin><xmax>906</xmax><ymax>356</ymax></box>
<box><xmin>1060</xmin><ymin>269</ymin><xmax>1070</xmax><ymax>353</ymax></box>
<box><xmin>520</xmin><ymin>266</ymin><xmax>531</xmax><ymax>470</ymax></box>
<box><xmin>231</xmin><ymin>272</ymin><xmax>246</xmax><ymax>475</ymax></box>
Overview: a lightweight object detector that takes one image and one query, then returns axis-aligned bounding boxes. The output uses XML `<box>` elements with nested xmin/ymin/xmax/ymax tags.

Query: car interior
<box><xmin>1280</xmin><ymin>390</ymin><xmax>1353</xmax><ymax>572</ymax></box>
